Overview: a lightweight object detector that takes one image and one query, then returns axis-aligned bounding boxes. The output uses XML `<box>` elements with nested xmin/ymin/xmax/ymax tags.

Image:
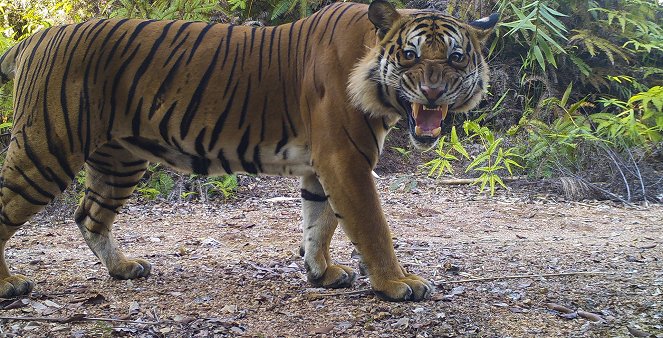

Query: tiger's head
<box><xmin>348</xmin><ymin>0</ymin><xmax>498</xmax><ymax>149</ymax></box>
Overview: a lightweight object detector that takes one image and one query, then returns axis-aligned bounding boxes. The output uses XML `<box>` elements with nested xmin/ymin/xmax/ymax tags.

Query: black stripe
<box><xmin>258</xmin><ymin>28</ymin><xmax>266</xmax><ymax>81</ymax></box>
<box><xmin>164</xmin><ymin>31</ymin><xmax>189</xmax><ymax>67</ymax></box>
<box><xmin>191</xmin><ymin>157</ymin><xmax>211</xmax><ymax>175</ymax></box>
<box><xmin>276</xmin><ymin>27</ymin><xmax>283</xmax><ymax>80</ymax></box>
<box><xmin>109</xmin><ymin>44</ymin><xmax>141</xmax><ymax>140</ymax></box>
<box><xmin>102</xmin><ymin>180</ymin><xmax>141</xmax><ymax>189</ymax></box>
<box><xmin>363</xmin><ymin>116</ymin><xmax>380</xmax><ymax>154</ymax></box>
<box><xmin>237</xmin><ymin>127</ymin><xmax>257</xmax><ymax>174</ymax></box>
<box><xmin>240</xmin><ymin>31</ymin><xmax>247</xmax><ymax>71</ymax></box>
<box><xmin>77</xmin><ymin>210</ymin><xmax>105</xmax><ymax>226</ymax></box>
<box><xmin>282</xmin><ymin>85</ymin><xmax>298</xmax><ymax>137</ymax></box>
<box><xmin>60</xmin><ymin>23</ymin><xmax>93</xmax><ymax>153</ymax></box>
<box><xmin>86</xmin><ymin>162</ymin><xmax>146</xmax><ymax>178</ymax></box>
<box><xmin>275</xmin><ymin>118</ymin><xmax>289</xmax><ymax>154</ymax></box>
<box><xmin>259</xmin><ymin>96</ymin><xmax>268</xmax><ymax>142</ymax></box>
<box><xmin>103</xmin><ymin>30</ymin><xmax>129</xmax><ymax>70</ymax></box>
<box><xmin>349</xmin><ymin>11</ymin><xmax>367</xmax><ymax>25</ymax></box>
<box><xmin>253</xmin><ymin>145</ymin><xmax>263</xmax><ymax>173</ymax></box>
<box><xmin>217</xmin><ymin>149</ymin><xmax>233</xmax><ymax>174</ymax></box>
<box><xmin>327</xmin><ymin>4</ymin><xmax>354</xmax><ymax>45</ymax></box>
<box><xmin>123</xmin><ymin>136</ymin><xmax>167</xmax><ymax>158</ymax></box>
<box><xmin>150</xmin><ymin>52</ymin><xmax>185</xmax><ymax>119</ymax></box>
<box><xmin>317</xmin><ymin>4</ymin><xmax>344</xmax><ymax>44</ymax></box>
<box><xmin>121</xmin><ymin>20</ymin><xmax>154</xmax><ymax>57</ymax></box>
<box><xmin>121</xmin><ymin>159</ymin><xmax>148</xmax><ymax>167</ymax></box>
<box><xmin>249</xmin><ymin>26</ymin><xmax>257</xmax><ymax>56</ymax></box>
<box><xmin>342</xmin><ymin>126</ymin><xmax>372</xmax><ymax>167</ymax></box>
<box><xmin>13</xmin><ymin>166</ymin><xmax>56</xmax><ymax>200</ymax></box>
<box><xmin>81</xmin><ymin>49</ymin><xmax>95</xmax><ymax>158</ymax></box>
<box><xmin>222</xmin><ymin>46</ymin><xmax>240</xmax><ymax>95</ymax></box>
<box><xmin>1</xmin><ymin>181</ymin><xmax>49</xmax><ymax>205</ymax></box>
<box><xmin>180</xmin><ymin>38</ymin><xmax>224</xmax><ymax>139</ymax></box>
<box><xmin>287</xmin><ymin>22</ymin><xmax>296</xmax><ymax>69</ymax></box>
<box><xmin>0</xmin><ymin>211</ymin><xmax>23</xmax><ymax>227</ymax></box>
<box><xmin>187</xmin><ymin>24</ymin><xmax>213</xmax><ymax>64</ymax></box>
<box><xmin>170</xmin><ymin>21</ymin><xmax>193</xmax><ymax>47</ymax></box>
<box><xmin>86</xmin><ymin>157</ymin><xmax>113</xmax><ymax>168</ymax></box>
<box><xmin>94</xmin><ymin>19</ymin><xmax>129</xmax><ymax>83</ymax></box>
<box><xmin>221</xmin><ymin>25</ymin><xmax>235</xmax><ymax>67</ymax></box>
<box><xmin>267</xmin><ymin>27</ymin><xmax>277</xmax><ymax>69</ymax></box>
<box><xmin>208</xmin><ymin>81</ymin><xmax>240</xmax><ymax>151</ymax></box>
<box><xmin>159</xmin><ymin>102</ymin><xmax>178</xmax><ymax>143</ymax></box>
<box><xmin>301</xmin><ymin>189</ymin><xmax>327</xmax><ymax>202</ymax></box>
<box><xmin>125</xmin><ymin>21</ymin><xmax>174</xmax><ymax>118</ymax></box>
<box><xmin>132</xmin><ymin>97</ymin><xmax>143</xmax><ymax>136</ymax></box>
<box><xmin>86</xmin><ymin>188</ymin><xmax>134</xmax><ymax>201</ymax></box>
<box><xmin>86</xmin><ymin>195</ymin><xmax>121</xmax><ymax>213</ymax></box>
<box><xmin>237</xmin><ymin>77</ymin><xmax>252</xmax><ymax>128</ymax></box>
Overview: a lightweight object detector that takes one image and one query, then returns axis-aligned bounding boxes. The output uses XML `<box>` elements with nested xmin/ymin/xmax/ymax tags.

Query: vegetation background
<box><xmin>0</xmin><ymin>0</ymin><xmax>661</xmax><ymax>204</ymax></box>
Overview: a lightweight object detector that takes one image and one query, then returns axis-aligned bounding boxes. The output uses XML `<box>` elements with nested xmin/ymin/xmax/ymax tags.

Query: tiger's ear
<box><xmin>468</xmin><ymin>13</ymin><xmax>499</xmax><ymax>43</ymax></box>
<box><xmin>368</xmin><ymin>0</ymin><xmax>401</xmax><ymax>38</ymax></box>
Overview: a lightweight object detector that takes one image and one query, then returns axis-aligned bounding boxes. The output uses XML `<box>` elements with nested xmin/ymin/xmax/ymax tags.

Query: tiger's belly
<box><xmin>116</xmin><ymin>136</ymin><xmax>314</xmax><ymax>177</ymax></box>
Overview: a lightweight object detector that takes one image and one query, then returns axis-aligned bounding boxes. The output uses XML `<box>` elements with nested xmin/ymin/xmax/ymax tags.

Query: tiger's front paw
<box><xmin>307</xmin><ymin>264</ymin><xmax>357</xmax><ymax>289</ymax></box>
<box><xmin>0</xmin><ymin>274</ymin><xmax>34</xmax><ymax>298</ymax></box>
<box><xmin>372</xmin><ymin>273</ymin><xmax>432</xmax><ymax>302</ymax></box>
<box><xmin>108</xmin><ymin>258</ymin><xmax>152</xmax><ymax>280</ymax></box>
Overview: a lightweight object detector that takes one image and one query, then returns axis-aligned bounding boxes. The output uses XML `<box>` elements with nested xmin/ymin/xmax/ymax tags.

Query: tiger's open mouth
<box><xmin>402</xmin><ymin>99</ymin><xmax>449</xmax><ymax>148</ymax></box>
<box><xmin>411</xmin><ymin>103</ymin><xmax>448</xmax><ymax>138</ymax></box>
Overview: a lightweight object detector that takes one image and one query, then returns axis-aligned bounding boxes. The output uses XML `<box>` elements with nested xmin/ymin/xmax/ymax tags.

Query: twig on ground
<box><xmin>435</xmin><ymin>271</ymin><xmax>610</xmax><ymax>284</ymax></box>
<box><xmin>306</xmin><ymin>289</ymin><xmax>372</xmax><ymax>299</ymax></box>
<box><xmin>0</xmin><ymin>314</ymin><xmax>162</xmax><ymax>325</ymax></box>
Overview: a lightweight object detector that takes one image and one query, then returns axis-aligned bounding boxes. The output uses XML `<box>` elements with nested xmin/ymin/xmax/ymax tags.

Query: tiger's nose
<box><xmin>420</xmin><ymin>85</ymin><xmax>444</xmax><ymax>103</ymax></box>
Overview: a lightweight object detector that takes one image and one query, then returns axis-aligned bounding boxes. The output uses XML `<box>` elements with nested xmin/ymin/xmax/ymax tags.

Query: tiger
<box><xmin>0</xmin><ymin>0</ymin><xmax>497</xmax><ymax>301</ymax></box>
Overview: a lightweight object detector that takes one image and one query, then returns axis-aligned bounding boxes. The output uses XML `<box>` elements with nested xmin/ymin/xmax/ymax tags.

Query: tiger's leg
<box><xmin>316</xmin><ymin>160</ymin><xmax>432</xmax><ymax>301</ymax></box>
<box><xmin>74</xmin><ymin>142</ymin><xmax>151</xmax><ymax>280</ymax></box>
<box><xmin>299</xmin><ymin>175</ymin><xmax>356</xmax><ymax>288</ymax></box>
<box><xmin>0</xmin><ymin>136</ymin><xmax>84</xmax><ymax>297</ymax></box>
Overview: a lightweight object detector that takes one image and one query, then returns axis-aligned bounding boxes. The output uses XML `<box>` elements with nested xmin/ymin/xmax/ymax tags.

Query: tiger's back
<box><xmin>4</xmin><ymin>4</ymin><xmax>374</xmax><ymax>179</ymax></box>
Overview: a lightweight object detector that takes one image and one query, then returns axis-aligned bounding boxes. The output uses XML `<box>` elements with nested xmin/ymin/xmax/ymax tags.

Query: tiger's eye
<box><xmin>403</xmin><ymin>50</ymin><xmax>417</xmax><ymax>60</ymax></box>
<box><xmin>449</xmin><ymin>51</ymin><xmax>464</xmax><ymax>63</ymax></box>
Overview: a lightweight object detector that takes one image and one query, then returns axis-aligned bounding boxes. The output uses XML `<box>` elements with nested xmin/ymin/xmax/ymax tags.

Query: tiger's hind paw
<box><xmin>0</xmin><ymin>274</ymin><xmax>34</xmax><ymax>298</ymax></box>
<box><xmin>108</xmin><ymin>258</ymin><xmax>152</xmax><ymax>280</ymax></box>
<box><xmin>307</xmin><ymin>264</ymin><xmax>357</xmax><ymax>289</ymax></box>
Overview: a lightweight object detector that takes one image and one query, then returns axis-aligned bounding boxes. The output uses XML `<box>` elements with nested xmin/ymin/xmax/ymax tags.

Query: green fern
<box><xmin>569</xmin><ymin>29</ymin><xmax>630</xmax><ymax>65</ymax></box>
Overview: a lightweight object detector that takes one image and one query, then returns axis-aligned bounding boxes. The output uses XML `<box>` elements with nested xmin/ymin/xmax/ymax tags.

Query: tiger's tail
<box><xmin>0</xmin><ymin>43</ymin><xmax>21</xmax><ymax>86</ymax></box>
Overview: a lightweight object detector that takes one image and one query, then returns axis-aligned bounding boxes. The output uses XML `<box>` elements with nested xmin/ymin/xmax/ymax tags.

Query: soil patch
<box><xmin>0</xmin><ymin>175</ymin><xmax>661</xmax><ymax>337</ymax></box>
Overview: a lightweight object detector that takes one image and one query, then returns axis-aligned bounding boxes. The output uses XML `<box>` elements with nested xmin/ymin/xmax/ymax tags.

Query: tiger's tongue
<box><xmin>412</xmin><ymin>103</ymin><xmax>448</xmax><ymax>137</ymax></box>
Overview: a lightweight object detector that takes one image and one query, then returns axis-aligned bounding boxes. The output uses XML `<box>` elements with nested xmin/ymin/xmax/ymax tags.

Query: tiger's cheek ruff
<box><xmin>349</xmin><ymin>3</ymin><xmax>497</xmax><ymax>150</ymax></box>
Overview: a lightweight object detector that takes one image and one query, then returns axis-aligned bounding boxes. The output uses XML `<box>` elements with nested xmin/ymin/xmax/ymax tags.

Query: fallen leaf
<box><xmin>61</xmin><ymin>313</ymin><xmax>87</xmax><ymax>323</ymax></box>
<box><xmin>72</xmin><ymin>294</ymin><xmax>106</xmax><ymax>305</ymax></box>
<box><xmin>221</xmin><ymin>304</ymin><xmax>237</xmax><ymax>313</ymax></box>
<box><xmin>577</xmin><ymin>310</ymin><xmax>604</xmax><ymax>323</ymax></box>
<box><xmin>545</xmin><ymin>302</ymin><xmax>574</xmax><ymax>314</ymax></box>
<box><xmin>626</xmin><ymin>325</ymin><xmax>652</xmax><ymax>337</ymax></box>
<box><xmin>129</xmin><ymin>301</ymin><xmax>140</xmax><ymax>315</ymax></box>
<box><xmin>310</xmin><ymin>324</ymin><xmax>334</xmax><ymax>334</ymax></box>
<box><xmin>30</xmin><ymin>300</ymin><xmax>48</xmax><ymax>314</ymax></box>
<box><xmin>392</xmin><ymin>317</ymin><xmax>409</xmax><ymax>328</ymax></box>
<box><xmin>2</xmin><ymin>299</ymin><xmax>29</xmax><ymax>310</ymax></box>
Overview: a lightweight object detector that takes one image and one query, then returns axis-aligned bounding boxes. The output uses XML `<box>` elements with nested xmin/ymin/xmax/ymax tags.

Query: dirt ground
<box><xmin>0</xmin><ymin>174</ymin><xmax>661</xmax><ymax>337</ymax></box>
